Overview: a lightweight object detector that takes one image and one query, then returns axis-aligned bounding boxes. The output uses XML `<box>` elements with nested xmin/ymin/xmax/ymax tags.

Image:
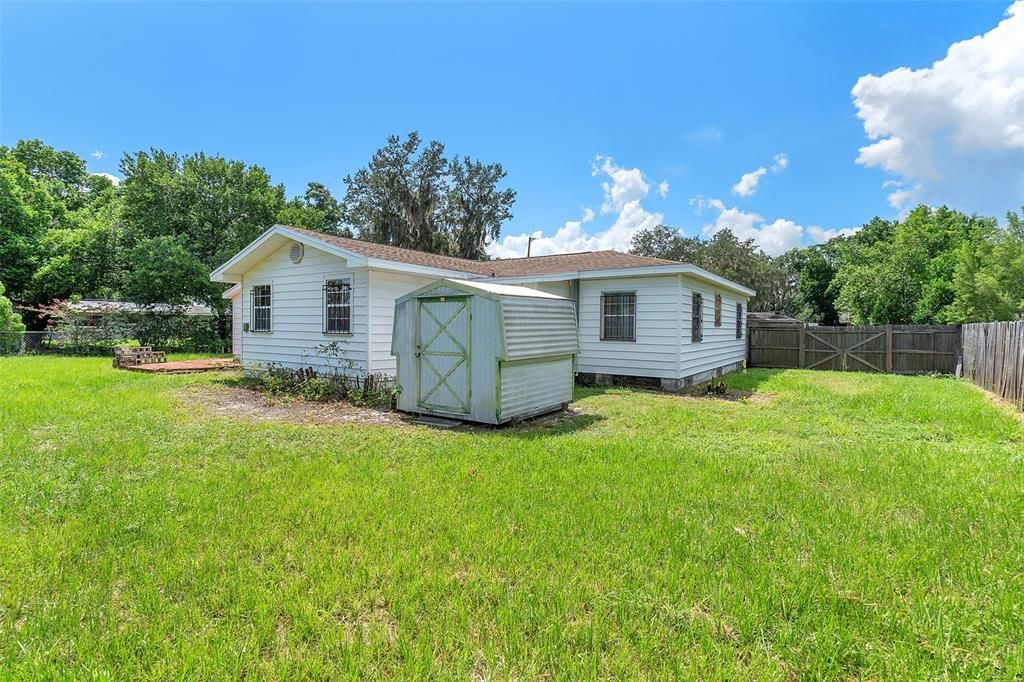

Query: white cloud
<box><xmin>90</xmin><ymin>149</ymin><xmax>104</xmax><ymax>159</ymax></box>
<box><xmin>730</xmin><ymin>152</ymin><xmax>788</xmax><ymax>198</ymax></box>
<box><xmin>658</xmin><ymin>180</ymin><xmax>670</xmax><ymax>198</ymax></box>
<box><xmin>91</xmin><ymin>172</ymin><xmax>121</xmax><ymax>186</ymax></box>
<box><xmin>593</xmin><ymin>156</ymin><xmax>649</xmax><ymax>214</ymax></box>
<box><xmin>683</xmin><ymin>125</ymin><xmax>724</xmax><ymax>145</ymax></box>
<box><xmin>852</xmin><ymin>1</ymin><xmax>1024</xmax><ymax>212</ymax></box>
<box><xmin>489</xmin><ymin>157</ymin><xmax>663</xmax><ymax>258</ymax></box>
<box><xmin>881</xmin><ymin>180</ymin><xmax>921</xmax><ymax>211</ymax></box>
<box><xmin>691</xmin><ymin>196</ymin><xmax>854</xmax><ymax>255</ymax></box>
<box><xmin>806</xmin><ymin>225</ymin><xmax>860</xmax><ymax>242</ymax></box>
<box><xmin>731</xmin><ymin>167</ymin><xmax>768</xmax><ymax>197</ymax></box>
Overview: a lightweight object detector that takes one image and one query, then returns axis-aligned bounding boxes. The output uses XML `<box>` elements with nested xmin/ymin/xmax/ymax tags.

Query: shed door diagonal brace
<box><xmin>419</xmin><ymin>354</ymin><xmax>466</xmax><ymax>406</ymax></box>
<box><xmin>419</xmin><ymin>302</ymin><xmax>467</xmax><ymax>357</ymax></box>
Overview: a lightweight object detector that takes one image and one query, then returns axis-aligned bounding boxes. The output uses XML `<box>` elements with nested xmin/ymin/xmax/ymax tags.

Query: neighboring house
<box><xmin>68</xmin><ymin>299</ymin><xmax>215</xmax><ymax>320</ymax></box>
<box><xmin>210</xmin><ymin>224</ymin><xmax>755</xmax><ymax>390</ymax></box>
<box><xmin>747</xmin><ymin>311</ymin><xmax>801</xmax><ymax>323</ymax></box>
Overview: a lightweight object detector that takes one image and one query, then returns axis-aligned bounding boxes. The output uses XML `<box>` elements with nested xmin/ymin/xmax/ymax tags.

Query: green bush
<box><xmin>0</xmin><ymin>282</ymin><xmax>26</xmax><ymax>353</ymax></box>
<box><xmin>256</xmin><ymin>364</ymin><xmax>399</xmax><ymax>409</ymax></box>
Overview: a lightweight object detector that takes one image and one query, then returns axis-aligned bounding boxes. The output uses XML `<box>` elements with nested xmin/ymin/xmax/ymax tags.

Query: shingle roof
<box><xmin>284</xmin><ymin>225</ymin><xmax>676</xmax><ymax>277</ymax></box>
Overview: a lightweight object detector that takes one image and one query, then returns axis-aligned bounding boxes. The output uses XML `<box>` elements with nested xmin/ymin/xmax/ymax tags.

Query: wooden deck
<box><xmin>124</xmin><ymin>358</ymin><xmax>238</xmax><ymax>374</ymax></box>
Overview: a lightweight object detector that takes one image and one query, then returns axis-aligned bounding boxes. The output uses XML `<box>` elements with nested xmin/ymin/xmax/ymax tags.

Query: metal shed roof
<box><xmin>395</xmin><ymin>279</ymin><xmax>569</xmax><ymax>305</ymax></box>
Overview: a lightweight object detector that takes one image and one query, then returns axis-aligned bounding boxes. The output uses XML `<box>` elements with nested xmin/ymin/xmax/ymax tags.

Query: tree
<box><xmin>122</xmin><ymin>236</ymin><xmax>212</xmax><ymax>306</ymax></box>
<box><xmin>945</xmin><ymin>207</ymin><xmax>1024</xmax><ymax>322</ymax></box>
<box><xmin>832</xmin><ymin>206</ymin><xmax>986</xmax><ymax>324</ymax></box>
<box><xmin>30</xmin><ymin>173</ymin><xmax>123</xmax><ymax>302</ymax></box>
<box><xmin>446</xmin><ymin>156</ymin><xmax>516</xmax><ymax>259</ymax></box>
<box><xmin>0</xmin><ymin>155</ymin><xmax>57</xmax><ymax>301</ymax></box>
<box><xmin>631</xmin><ymin>226</ymin><xmax>793</xmax><ymax>312</ymax></box>
<box><xmin>342</xmin><ymin>132</ymin><xmax>515</xmax><ymax>258</ymax></box>
<box><xmin>0</xmin><ymin>139</ymin><xmax>89</xmax><ymax>208</ymax></box>
<box><xmin>784</xmin><ymin>242</ymin><xmax>842</xmax><ymax>325</ymax></box>
<box><xmin>277</xmin><ymin>182</ymin><xmax>351</xmax><ymax>236</ymax></box>
<box><xmin>0</xmin><ymin>281</ymin><xmax>26</xmax><ymax>352</ymax></box>
<box><xmin>119</xmin><ymin>150</ymin><xmax>286</xmax><ymax>305</ymax></box>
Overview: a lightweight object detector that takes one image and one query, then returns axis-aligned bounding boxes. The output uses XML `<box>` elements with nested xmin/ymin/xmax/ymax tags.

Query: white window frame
<box><xmin>250</xmin><ymin>282</ymin><xmax>273</xmax><ymax>333</ymax></box>
<box><xmin>600</xmin><ymin>291</ymin><xmax>637</xmax><ymax>342</ymax></box>
<box><xmin>323</xmin><ymin>275</ymin><xmax>353</xmax><ymax>335</ymax></box>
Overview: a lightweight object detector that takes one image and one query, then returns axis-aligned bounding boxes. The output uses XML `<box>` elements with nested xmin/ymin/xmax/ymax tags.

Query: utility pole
<box><xmin>527</xmin><ymin>236</ymin><xmax>537</xmax><ymax>258</ymax></box>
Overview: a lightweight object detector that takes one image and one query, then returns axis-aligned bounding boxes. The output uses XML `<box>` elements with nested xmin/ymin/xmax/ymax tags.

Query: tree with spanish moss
<box><xmin>341</xmin><ymin>132</ymin><xmax>516</xmax><ymax>259</ymax></box>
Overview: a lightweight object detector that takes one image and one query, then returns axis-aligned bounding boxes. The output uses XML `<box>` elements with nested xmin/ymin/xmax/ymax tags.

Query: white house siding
<box><xmin>520</xmin><ymin>280</ymin><xmax>572</xmax><ymax>298</ymax></box>
<box><xmin>231</xmin><ymin>295</ymin><xmax>242</xmax><ymax>358</ymax></box>
<box><xmin>239</xmin><ymin>242</ymin><xmax>369</xmax><ymax>373</ymax></box>
<box><xmin>679</xmin><ymin>275</ymin><xmax>747</xmax><ymax>381</ymax></box>
<box><xmin>368</xmin><ymin>269</ymin><xmax>439</xmax><ymax>375</ymax></box>
<box><xmin>577</xmin><ymin>276</ymin><xmax>682</xmax><ymax>380</ymax></box>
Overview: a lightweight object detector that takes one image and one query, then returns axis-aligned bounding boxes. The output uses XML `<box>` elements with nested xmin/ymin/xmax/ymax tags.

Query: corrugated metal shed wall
<box><xmin>501</xmin><ymin>298</ymin><xmax>579</xmax><ymax>360</ymax></box>
<box><xmin>499</xmin><ymin>356</ymin><xmax>574</xmax><ymax>421</ymax></box>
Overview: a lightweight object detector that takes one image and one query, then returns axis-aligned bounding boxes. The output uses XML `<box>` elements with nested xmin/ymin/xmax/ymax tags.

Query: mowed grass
<box><xmin>1</xmin><ymin>358</ymin><xmax>1022</xmax><ymax>679</ymax></box>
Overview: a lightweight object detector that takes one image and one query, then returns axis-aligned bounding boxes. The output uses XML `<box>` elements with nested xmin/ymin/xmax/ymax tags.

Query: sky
<box><xmin>2</xmin><ymin>1</ymin><xmax>1022</xmax><ymax>258</ymax></box>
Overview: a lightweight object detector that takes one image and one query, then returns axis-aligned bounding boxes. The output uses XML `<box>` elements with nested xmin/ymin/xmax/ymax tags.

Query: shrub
<box><xmin>0</xmin><ymin>282</ymin><xmax>26</xmax><ymax>353</ymax></box>
<box><xmin>254</xmin><ymin>363</ymin><xmax>399</xmax><ymax>409</ymax></box>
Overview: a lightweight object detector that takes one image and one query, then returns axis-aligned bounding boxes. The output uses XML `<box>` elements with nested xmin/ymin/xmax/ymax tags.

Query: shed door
<box><xmin>417</xmin><ymin>296</ymin><xmax>471</xmax><ymax>414</ymax></box>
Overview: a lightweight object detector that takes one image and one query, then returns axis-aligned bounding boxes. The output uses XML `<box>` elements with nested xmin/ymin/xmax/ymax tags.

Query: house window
<box><xmin>601</xmin><ymin>292</ymin><xmax>636</xmax><ymax>341</ymax></box>
<box><xmin>714</xmin><ymin>294</ymin><xmax>723</xmax><ymax>327</ymax></box>
<box><xmin>736</xmin><ymin>303</ymin><xmax>744</xmax><ymax>339</ymax></box>
<box><xmin>251</xmin><ymin>284</ymin><xmax>272</xmax><ymax>332</ymax></box>
<box><xmin>323</xmin><ymin>278</ymin><xmax>352</xmax><ymax>334</ymax></box>
<box><xmin>691</xmin><ymin>292</ymin><xmax>703</xmax><ymax>342</ymax></box>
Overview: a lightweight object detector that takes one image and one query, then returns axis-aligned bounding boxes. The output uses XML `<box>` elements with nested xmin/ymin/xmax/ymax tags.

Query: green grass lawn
<box><xmin>1</xmin><ymin>358</ymin><xmax>1022</xmax><ymax>679</ymax></box>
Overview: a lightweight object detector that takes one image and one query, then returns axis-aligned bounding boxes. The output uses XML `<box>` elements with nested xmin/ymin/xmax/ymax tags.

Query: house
<box><xmin>68</xmin><ymin>299</ymin><xmax>215</xmax><ymax>320</ymax></box>
<box><xmin>210</xmin><ymin>224</ymin><xmax>755</xmax><ymax>390</ymax></box>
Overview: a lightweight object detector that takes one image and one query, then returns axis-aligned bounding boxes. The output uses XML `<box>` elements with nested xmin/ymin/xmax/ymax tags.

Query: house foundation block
<box><xmin>660</xmin><ymin>378</ymin><xmax>683</xmax><ymax>392</ymax></box>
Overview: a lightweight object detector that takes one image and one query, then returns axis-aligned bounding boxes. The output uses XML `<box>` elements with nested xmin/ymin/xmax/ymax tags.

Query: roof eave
<box><xmin>484</xmin><ymin>263</ymin><xmax>756</xmax><ymax>297</ymax></box>
<box><xmin>209</xmin><ymin>224</ymin><xmax>370</xmax><ymax>282</ymax></box>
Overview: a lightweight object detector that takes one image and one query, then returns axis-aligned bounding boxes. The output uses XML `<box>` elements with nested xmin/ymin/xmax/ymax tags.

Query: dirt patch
<box><xmin>679</xmin><ymin>383</ymin><xmax>777</xmax><ymax>404</ymax></box>
<box><xmin>971</xmin><ymin>384</ymin><xmax>1024</xmax><ymax>426</ymax></box>
<box><xmin>178</xmin><ymin>384</ymin><xmax>404</xmax><ymax>427</ymax></box>
<box><xmin>177</xmin><ymin>383</ymin><xmax>597</xmax><ymax>432</ymax></box>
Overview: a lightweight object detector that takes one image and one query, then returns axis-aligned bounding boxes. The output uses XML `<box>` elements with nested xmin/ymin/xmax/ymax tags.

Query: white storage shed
<box><xmin>391</xmin><ymin>279</ymin><xmax>578</xmax><ymax>424</ymax></box>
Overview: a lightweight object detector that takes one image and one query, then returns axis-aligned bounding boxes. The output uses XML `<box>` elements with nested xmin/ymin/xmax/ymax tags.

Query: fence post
<box><xmin>885</xmin><ymin>325</ymin><xmax>893</xmax><ymax>373</ymax></box>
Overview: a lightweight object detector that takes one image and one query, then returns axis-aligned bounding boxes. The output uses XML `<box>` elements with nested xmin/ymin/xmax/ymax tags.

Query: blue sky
<box><xmin>2</xmin><ymin>1</ymin><xmax>1021</xmax><ymax>257</ymax></box>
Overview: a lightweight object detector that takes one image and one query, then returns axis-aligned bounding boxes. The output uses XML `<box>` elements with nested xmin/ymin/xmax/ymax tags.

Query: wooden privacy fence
<box><xmin>747</xmin><ymin>321</ymin><xmax>962</xmax><ymax>374</ymax></box>
<box><xmin>962</xmin><ymin>321</ymin><xmax>1024</xmax><ymax>409</ymax></box>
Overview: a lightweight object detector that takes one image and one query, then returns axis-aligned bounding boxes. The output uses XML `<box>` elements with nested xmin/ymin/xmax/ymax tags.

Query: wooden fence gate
<box><xmin>748</xmin><ymin>322</ymin><xmax>961</xmax><ymax>374</ymax></box>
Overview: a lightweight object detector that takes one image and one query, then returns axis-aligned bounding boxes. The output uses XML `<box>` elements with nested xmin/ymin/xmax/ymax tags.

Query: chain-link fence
<box><xmin>0</xmin><ymin>323</ymin><xmax>231</xmax><ymax>356</ymax></box>
<box><xmin>0</xmin><ymin>331</ymin><xmax>58</xmax><ymax>355</ymax></box>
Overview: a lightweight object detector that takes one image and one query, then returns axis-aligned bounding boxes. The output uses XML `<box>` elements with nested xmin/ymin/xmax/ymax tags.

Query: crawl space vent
<box><xmin>289</xmin><ymin>242</ymin><xmax>304</xmax><ymax>264</ymax></box>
